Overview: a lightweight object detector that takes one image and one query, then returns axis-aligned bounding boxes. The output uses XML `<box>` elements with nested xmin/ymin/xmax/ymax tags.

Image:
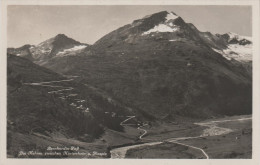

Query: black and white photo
<box><xmin>1</xmin><ymin>1</ymin><xmax>260</xmax><ymax>164</ymax></box>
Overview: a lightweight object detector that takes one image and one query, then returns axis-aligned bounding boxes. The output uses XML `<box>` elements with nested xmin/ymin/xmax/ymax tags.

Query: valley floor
<box><xmin>8</xmin><ymin>106</ymin><xmax>252</xmax><ymax>159</ymax></box>
<box><xmin>110</xmin><ymin>114</ymin><xmax>252</xmax><ymax>159</ymax></box>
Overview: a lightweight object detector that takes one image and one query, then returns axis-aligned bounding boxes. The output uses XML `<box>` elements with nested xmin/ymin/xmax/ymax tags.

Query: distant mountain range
<box><xmin>8</xmin><ymin>34</ymin><xmax>88</xmax><ymax>63</ymax></box>
<box><xmin>8</xmin><ymin>12</ymin><xmax>252</xmax><ymax>63</ymax></box>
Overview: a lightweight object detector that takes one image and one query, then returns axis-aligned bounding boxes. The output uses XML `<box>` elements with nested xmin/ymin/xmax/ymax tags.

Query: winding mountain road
<box><xmin>23</xmin><ymin>79</ymin><xmax>252</xmax><ymax>159</ymax></box>
<box><xmin>110</xmin><ymin>116</ymin><xmax>252</xmax><ymax>159</ymax></box>
<box><xmin>24</xmin><ymin>79</ymin><xmax>74</xmax><ymax>85</ymax></box>
<box><xmin>137</xmin><ymin>125</ymin><xmax>148</xmax><ymax>139</ymax></box>
<box><xmin>170</xmin><ymin>141</ymin><xmax>209</xmax><ymax>159</ymax></box>
<box><xmin>120</xmin><ymin>116</ymin><xmax>136</xmax><ymax>126</ymax></box>
<box><xmin>23</xmin><ymin>78</ymin><xmax>90</xmax><ymax>112</ymax></box>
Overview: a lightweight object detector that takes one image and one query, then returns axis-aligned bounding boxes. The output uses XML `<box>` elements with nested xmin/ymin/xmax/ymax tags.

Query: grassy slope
<box><xmin>42</xmin><ymin>40</ymin><xmax>252</xmax><ymax>120</ymax></box>
<box><xmin>8</xmin><ymin>54</ymin><xmax>150</xmax><ymax>158</ymax></box>
<box><xmin>7</xmin><ymin>55</ymin><xmax>107</xmax><ymax>157</ymax></box>
<box><xmin>7</xmin><ymin>54</ymin><xmax>64</xmax><ymax>83</ymax></box>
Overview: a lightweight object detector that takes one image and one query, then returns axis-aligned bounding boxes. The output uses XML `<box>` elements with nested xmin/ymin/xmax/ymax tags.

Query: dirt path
<box><xmin>120</xmin><ymin>116</ymin><xmax>149</xmax><ymax>140</ymax></box>
<box><xmin>170</xmin><ymin>141</ymin><xmax>209</xmax><ymax>159</ymax></box>
<box><xmin>110</xmin><ymin>142</ymin><xmax>163</xmax><ymax>159</ymax></box>
<box><xmin>24</xmin><ymin>79</ymin><xmax>74</xmax><ymax>85</ymax></box>
<box><xmin>137</xmin><ymin>124</ymin><xmax>148</xmax><ymax>139</ymax></box>
<box><xmin>120</xmin><ymin>116</ymin><xmax>136</xmax><ymax>126</ymax></box>
<box><xmin>24</xmin><ymin>79</ymin><xmax>252</xmax><ymax>159</ymax></box>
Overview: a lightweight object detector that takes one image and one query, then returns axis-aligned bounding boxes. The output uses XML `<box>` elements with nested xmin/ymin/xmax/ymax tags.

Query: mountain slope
<box><xmin>7</xmin><ymin>54</ymin><xmax>137</xmax><ymax>157</ymax></box>
<box><xmin>7</xmin><ymin>44</ymin><xmax>34</xmax><ymax>60</ymax></box>
<box><xmin>34</xmin><ymin>11</ymin><xmax>252</xmax><ymax>120</ymax></box>
<box><xmin>7</xmin><ymin>53</ymin><xmax>64</xmax><ymax>83</ymax></box>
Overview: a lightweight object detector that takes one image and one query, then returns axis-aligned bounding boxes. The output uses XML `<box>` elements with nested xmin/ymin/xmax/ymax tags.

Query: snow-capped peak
<box><xmin>142</xmin><ymin>11</ymin><xmax>180</xmax><ymax>35</ymax></box>
<box><xmin>212</xmin><ymin>32</ymin><xmax>253</xmax><ymax>62</ymax></box>
<box><xmin>165</xmin><ymin>12</ymin><xmax>179</xmax><ymax>22</ymax></box>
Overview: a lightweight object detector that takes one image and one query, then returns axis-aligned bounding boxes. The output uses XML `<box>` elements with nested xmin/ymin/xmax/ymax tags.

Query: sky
<box><xmin>7</xmin><ymin>5</ymin><xmax>252</xmax><ymax>47</ymax></box>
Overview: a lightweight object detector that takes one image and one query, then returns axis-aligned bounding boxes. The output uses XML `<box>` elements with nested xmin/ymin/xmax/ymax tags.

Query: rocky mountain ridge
<box><xmin>7</xmin><ymin>11</ymin><xmax>252</xmax><ymax>120</ymax></box>
<box><xmin>8</xmin><ymin>34</ymin><xmax>89</xmax><ymax>62</ymax></box>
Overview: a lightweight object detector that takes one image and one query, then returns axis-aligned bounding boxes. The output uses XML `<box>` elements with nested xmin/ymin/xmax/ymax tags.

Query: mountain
<box><xmin>91</xmin><ymin>11</ymin><xmax>252</xmax><ymax>62</ymax></box>
<box><xmin>8</xmin><ymin>14</ymin><xmax>252</xmax><ymax>64</ymax></box>
<box><xmin>91</xmin><ymin>11</ymin><xmax>214</xmax><ymax>52</ymax></box>
<box><xmin>7</xmin><ymin>10</ymin><xmax>253</xmax><ymax>158</ymax></box>
<box><xmin>8</xmin><ymin>34</ymin><xmax>89</xmax><ymax>63</ymax></box>
<box><xmin>91</xmin><ymin>11</ymin><xmax>251</xmax><ymax>62</ymax></box>
<box><xmin>26</xmin><ymin>11</ymin><xmax>251</xmax><ymax>120</ymax></box>
<box><xmin>8</xmin><ymin>12</ymin><xmax>252</xmax><ymax>64</ymax></box>
<box><xmin>7</xmin><ymin>53</ymin><xmax>138</xmax><ymax>157</ymax></box>
<box><xmin>218</xmin><ymin>32</ymin><xmax>252</xmax><ymax>45</ymax></box>
<box><xmin>8</xmin><ymin>11</ymin><xmax>252</xmax><ymax>120</ymax></box>
<box><xmin>7</xmin><ymin>44</ymin><xmax>34</xmax><ymax>60</ymax></box>
<box><xmin>213</xmin><ymin>32</ymin><xmax>252</xmax><ymax>62</ymax></box>
<box><xmin>187</xmin><ymin>23</ymin><xmax>227</xmax><ymax>49</ymax></box>
<box><xmin>7</xmin><ymin>53</ymin><xmax>64</xmax><ymax>83</ymax></box>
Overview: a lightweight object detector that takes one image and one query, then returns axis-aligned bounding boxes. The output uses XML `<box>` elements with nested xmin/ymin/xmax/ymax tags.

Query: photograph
<box><xmin>1</xmin><ymin>1</ymin><xmax>259</xmax><ymax>162</ymax></box>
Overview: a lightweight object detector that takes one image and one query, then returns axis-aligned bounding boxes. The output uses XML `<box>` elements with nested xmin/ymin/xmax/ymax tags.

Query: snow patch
<box><xmin>212</xmin><ymin>43</ymin><xmax>252</xmax><ymax>62</ymax></box>
<box><xmin>165</xmin><ymin>12</ymin><xmax>179</xmax><ymax>22</ymax></box>
<box><xmin>56</xmin><ymin>45</ymin><xmax>87</xmax><ymax>56</ymax></box>
<box><xmin>226</xmin><ymin>44</ymin><xmax>252</xmax><ymax>56</ymax></box>
<box><xmin>29</xmin><ymin>45</ymin><xmax>35</xmax><ymax>51</ymax></box>
<box><xmin>70</xmin><ymin>103</ymin><xmax>76</xmax><ymax>107</ymax></box>
<box><xmin>142</xmin><ymin>24</ymin><xmax>179</xmax><ymax>35</ymax></box>
<box><xmin>62</xmin><ymin>45</ymin><xmax>87</xmax><ymax>52</ymax></box>
<box><xmin>142</xmin><ymin>12</ymin><xmax>179</xmax><ymax>36</ymax></box>
<box><xmin>212</xmin><ymin>48</ymin><xmax>231</xmax><ymax>61</ymax></box>
<box><xmin>40</xmin><ymin>49</ymin><xmax>51</xmax><ymax>54</ymax></box>
<box><xmin>68</xmin><ymin>94</ymin><xmax>78</xmax><ymax>97</ymax></box>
